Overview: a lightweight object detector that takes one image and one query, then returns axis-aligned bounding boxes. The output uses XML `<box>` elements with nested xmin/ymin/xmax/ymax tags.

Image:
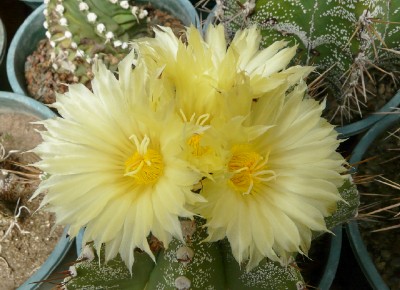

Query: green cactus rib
<box><xmin>64</xmin><ymin>249</ymin><xmax>155</xmax><ymax>289</ymax></box>
<box><xmin>221</xmin><ymin>239</ymin><xmax>304</xmax><ymax>290</ymax></box>
<box><xmin>147</xmin><ymin>217</ymin><xmax>226</xmax><ymax>289</ymax></box>
<box><xmin>62</xmin><ymin>179</ymin><xmax>356</xmax><ymax>289</ymax></box>
<box><xmin>218</xmin><ymin>0</ymin><xmax>400</xmax><ymax>123</ymax></box>
<box><xmin>325</xmin><ymin>178</ymin><xmax>359</xmax><ymax>231</ymax></box>
<box><xmin>46</xmin><ymin>0</ymin><xmax>149</xmax><ymax>52</ymax></box>
<box><xmin>45</xmin><ymin>0</ymin><xmax>153</xmax><ymax>82</ymax></box>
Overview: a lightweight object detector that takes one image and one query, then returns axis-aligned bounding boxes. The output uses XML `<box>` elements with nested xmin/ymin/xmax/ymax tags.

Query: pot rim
<box><xmin>6</xmin><ymin>0</ymin><xmax>200</xmax><ymax>97</ymax></box>
<box><xmin>0</xmin><ymin>17</ymin><xmax>6</xmax><ymax>65</ymax></box>
<box><xmin>0</xmin><ymin>91</ymin><xmax>74</xmax><ymax>290</ymax></box>
<box><xmin>346</xmin><ymin>112</ymin><xmax>400</xmax><ymax>290</ymax></box>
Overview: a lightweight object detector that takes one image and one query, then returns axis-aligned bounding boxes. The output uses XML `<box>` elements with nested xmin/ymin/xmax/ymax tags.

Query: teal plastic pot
<box><xmin>346</xmin><ymin>112</ymin><xmax>400</xmax><ymax>290</ymax></box>
<box><xmin>336</xmin><ymin>90</ymin><xmax>400</xmax><ymax>138</ymax></box>
<box><xmin>0</xmin><ymin>18</ymin><xmax>6</xmax><ymax>66</ymax></box>
<box><xmin>318</xmin><ymin>226</ymin><xmax>343</xmax><ymax>290</ymax></box>
<box><xmin>0</xmin><ymin>91</ymin><xmax>74</xmax><ymax>290</ymax></box>
<box><xmin>7</xmin><ymin>1</ymin><xmax>200</xmax><ymax>97</ymax></box>
<box><xmin>19</xmin><ymin>0</ymin><xmax>43</xmax><ymax>9</ymax></box>
<box><xmin>0</xmin><ymin>18</ymin><xmax>9</xmax><ymax>91</ymax></box>
<box><xmin>6</xmin><ymin>4</ymin><xmax>45</xmax><ymax>96</ymax></box>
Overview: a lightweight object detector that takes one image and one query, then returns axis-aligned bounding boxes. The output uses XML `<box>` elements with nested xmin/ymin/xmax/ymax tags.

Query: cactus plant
<box><xmin>211</xmin><ymin>0</ymin><xmax>400</xmax><ymax>126</ymax></box>
<box><xmin>25</xmin><ymin>0</ymin><xmax>192</xmax><ymax>103</ymax></box>
<box><xmin>59</xmin><ymin>180</ymin><xmax>357</xmax><ymax>289</ymax></box>
<box><xmin>31</xmin><ymin>24</ymin><xmax>360</xmax><ymax>289</ymax></box>
<box><xmin>44</xmin><ymin>0</ymin><xmax>153</xmax><ymax>78</ymax></box>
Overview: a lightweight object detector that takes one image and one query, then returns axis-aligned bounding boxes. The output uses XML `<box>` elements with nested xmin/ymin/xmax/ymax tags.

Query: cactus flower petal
<box><xmin>197</xmin><ymin>81</ymin><xmax>346</xmax><ymax>271</ymax></box>
<box><xmin>32</xmin><ymin>58</ymin><xmax>205</xmax><ymax>272</ymax></box>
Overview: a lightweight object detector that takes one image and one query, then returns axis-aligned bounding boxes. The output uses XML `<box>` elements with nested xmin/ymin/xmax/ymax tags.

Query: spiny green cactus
<box><xmin>62</xmin><ymin>218</ymin><xmax>305</xmax><ymax>289</ymax></box>
<box><xmin>214</xmin><ymin>0</ymin><xmax>400</xmax><ymax>125</ymax></box>
<box><xmin>44</xmin><ymin>0</ymin><xmax>183</xmax><ymax>85</ymax></box>
<box><xmin>59</xmin><ymin>180</ymin><xmax>357</xmax><ymax>289</ymax></box>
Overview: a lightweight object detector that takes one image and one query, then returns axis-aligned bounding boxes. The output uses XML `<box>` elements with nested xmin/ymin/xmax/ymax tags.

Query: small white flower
<box><xmin>43</xmin><ymin>9</ymin><xmax>48</xmax><ymax>16</ymax></box>
<box><xmin>131</xmin><ymin>6</ymin><xmax>138</xmax><ymax>15</ymax></box>
<box><xmin>65</xmin><ymin>31</ymin><xmax>72</xmax><ymax>38</ymax></box>
<box><xmin>43</xmin><ymin>21</ymin><xmax>48</xmax><ymax>29</ymax></box>
<box><xmin>106</xmin><ymin>31</ymin><xmax>114</xmax><ymax>40</ymax></box>
<box><xmin>44</xmin><ymin>0</ymin><xmax>50</xmax><ymax>4</ymax></box>
<box><xmin>96</xmin><ymin>23</ymin><xmax>106</xmax><ymax>34</ymax></box>
<box><xmin>50</xmin><ymin>41</ymin><xmax>56</xmax><ymax>48</ymax></box>
<box><xmin>121</xmin><ymin>42</ymin><xmax>128</xmax><ymax>49</ymax></box>
<box><xmin>71</xmin><ymin>42</ymin><xmax>78</xmax><ymax>49</ymax></box>
<box><xmin>109</xmin><ymin>0</ymin><xmax>118</xmax><ymax>3</ymax></box>
<box><xmin>45</xmin><ymin>31</ymin><xmax>51</xmax><ymax>39</ymax></box>
<box><xmin>120</xmin><ymin>1</ymin><xmax>129</xmax><ymax>9</ymax></box>
<box><xmin>138</xmin><ymin>9</ymin><xmax>148</xmax><ymax>19</ymax></box>
<box><xmin>59</xmin><ymin>17</ymin><xmax>68</xmax><ymax>26</ymax></box>
<box><xmin>87</xmin><ymin>12</ymin><xmax>97</xmax><ymax>23</ymax></box>
<box><xmin>55</xmin><ymin>4</ymin><xmax>65</xmax><ymax>14</ymax></box>
<box><xmin>79</xmin><ymin>2</ymin><xmax>89</xmax><ymax>11</ymax></box>
<box><xmin>113</xmin><ymin>40</ymin><xmax>122</xmax><ymax>47</ymax></box>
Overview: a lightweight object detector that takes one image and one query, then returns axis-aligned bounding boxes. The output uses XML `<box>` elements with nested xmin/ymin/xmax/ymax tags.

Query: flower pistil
<box><xmin>228</xmin><ymin>145</ymin><xmax>276</xmax><ymax>195</ymax></box>
<box><xmin>125</xmin><ymin>134</ymin><xmax>163</xmax><ymax>184</ymax></box>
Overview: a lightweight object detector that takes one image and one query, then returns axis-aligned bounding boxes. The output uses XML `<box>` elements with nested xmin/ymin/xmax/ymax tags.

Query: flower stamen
<box><xmin>125</xmin><ymin>134</ymin><xmax>163</xmax><ymax>184</ymax></box>
<box><xmin>187</xmin><ymin>134</ymin><xmax>210</xmax><ymax>157</ymax></box>
<box><xmin>228</xmin><ymin>145</ymin><xmax>276</xmax><ymax>195</ymax></box>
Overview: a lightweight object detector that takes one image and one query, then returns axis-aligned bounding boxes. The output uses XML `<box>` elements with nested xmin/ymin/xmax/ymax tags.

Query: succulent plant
<box><xmin>44</xmin><ymin>0</ymin><xmax>155</xmax><ymax>82</ymax></box>
<box><xmin>212</xmin><ymin>0</ymin><xmax>400</xmax><ymax>125</ymax></box>
<box><xmin>58</xmin><ymin>179</ymin><xmax>358</xmax><ymax>289</ymax></box>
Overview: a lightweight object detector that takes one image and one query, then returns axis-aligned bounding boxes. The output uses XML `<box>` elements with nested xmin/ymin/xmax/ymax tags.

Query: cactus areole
<box><xmin>215</xmin><ymin>0</ymin><xmax>400</xmax><ymax>126</ymax></box>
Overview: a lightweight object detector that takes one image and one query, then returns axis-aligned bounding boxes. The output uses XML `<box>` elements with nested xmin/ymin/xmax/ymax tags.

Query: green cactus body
<box><xmin>64</xmin><ymin>217</ymin><xmax>306</xmax><ymax>289</ymax></box>
<box><xmin>45</xmin><ymin>0</ymin><xmax>152</xmax><ymax>81</ymax></box>
<box><xmin>325</xmin><ymin>178</ymin><xmax>359</xmax><ymax>230</ymax></box>
<box><xmin>147</xmin><ymin>218</ymin><xmax>226</xmax><ymax>289</ymax></box>
<box><xmin>61</xmin><ymin>179</ymin><xmax>357</xmax><ymax>289</ymax></box>
<box><xmin>217</xmin><ymin>0</ymin><xmax>400</xmax><ymax>124</ymax></box>
<box><xmin>221</xmin><ymin>238</ymin><xmax>304</xmax><ymax>290</ymax></box>
<box><xmin>64</xmin><ymin>247</ymin><xmax>156</xmax><ymax>289</ymax></box>
<box><xmin>44</xmin><ymin>0</ymin><xmax>189</xmax><ymax>88</ymax></box>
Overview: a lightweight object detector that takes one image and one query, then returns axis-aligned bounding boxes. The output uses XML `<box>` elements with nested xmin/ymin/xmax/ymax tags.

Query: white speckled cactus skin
<box><xmin>214</xmin><ymin>0</ymin><xmax>400</xmax><ymax>124</ymax></box>
<box><xmin>44</xmin><ymin>0</ymin><xmax>152</xmax><ymax>83</ymax></box>
<box><xmin>60</xmin><ymin>181</ymin><xmax>358</xmax><ymax>289</ymax></box>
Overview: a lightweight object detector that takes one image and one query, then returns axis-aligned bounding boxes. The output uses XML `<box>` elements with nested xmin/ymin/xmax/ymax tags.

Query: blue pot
<box><xmin>346</xmin><ymin>112</ymin><xmax>400</xmax><ymax>290</ymax></box>
<box><xmin>19</xmin><ymin>0</ymin><xmax>43</xmax><ymax>10</ymax></box>
<box><xmin>0</xmin><ymin>18</ymin><xmax>6</xmax><ymax>66</ymax></box>
<box><xmin>318</xmin><ymin>226</ymin><xmax>343</xmax><ymax>290</ymax></box>
<box><xmin>7</xmin><ymin>1</ymin><xmax>200</xmax><ymax>98</ymax></box>
<box><xmin>336</xmin><ymin>90</ymin><xmax>400</xmax><ymax>138</ymax></box>
<box><xmin>0</xmin><ymin>17</ymin><xmax>7</xmax><ymax>91</ymax></box>
<box><xmin>0</xmin><ymin>91</ymin><xmax>75</xmax><ymax>290</ymax></box>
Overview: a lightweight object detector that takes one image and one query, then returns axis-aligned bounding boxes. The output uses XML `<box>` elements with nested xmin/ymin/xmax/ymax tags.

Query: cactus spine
<box><xmin>215</xmin><ymin>0</ymin><xmax>400</xmax><ymax>125</ymax></box>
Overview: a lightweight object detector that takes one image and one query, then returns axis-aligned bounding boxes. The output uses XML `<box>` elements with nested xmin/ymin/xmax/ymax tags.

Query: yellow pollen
<box><xmin>228</xmin><ymin>145</ymin><xmax>276</xmax><ymax>195</ymax></box>
<box><xmin>125</xmin><ymin>149</ymin><xmax>163</xmax><ymax>184</ymax></box>
<box><xmin>124</xmin><ymin>134</ymin><xmax>163</xmax><ymax>184</ymax></box>
<box><xmin>187</xmin><ymin>134</ymin><xmax>210</xmax><ymax>157</ymax></box>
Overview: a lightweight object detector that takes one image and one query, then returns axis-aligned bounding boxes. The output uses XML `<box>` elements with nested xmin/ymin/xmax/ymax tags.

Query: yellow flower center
<box><xmin>228</xmin><ymin>145</ymin><xmax>276</xmax><ymax>195</ymax></box>
<box><xmin>125</xmin><ymin>135</ymin><xmax>164</xmax><ymax>185</ymax></box>
<box><xmin>187</xmin><ymin>134</ymin><xmax>210</xmax><ymax>157</ymax></box>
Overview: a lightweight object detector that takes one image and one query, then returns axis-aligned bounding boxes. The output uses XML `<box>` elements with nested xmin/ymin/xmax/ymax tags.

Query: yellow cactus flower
<box><xmin>134</xmin><ymin>25</ymin><xmax>313</xmax><ymax>123</ymax></box>
<box><xmin>32</xmin><ymin>53</ymin><xmax>205</xmax><ymax>271</ymax></box>
<box><xmin>196</xmin><ymin>81</ymin><xmax>347</xmax><ymax>271</ymax></box>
